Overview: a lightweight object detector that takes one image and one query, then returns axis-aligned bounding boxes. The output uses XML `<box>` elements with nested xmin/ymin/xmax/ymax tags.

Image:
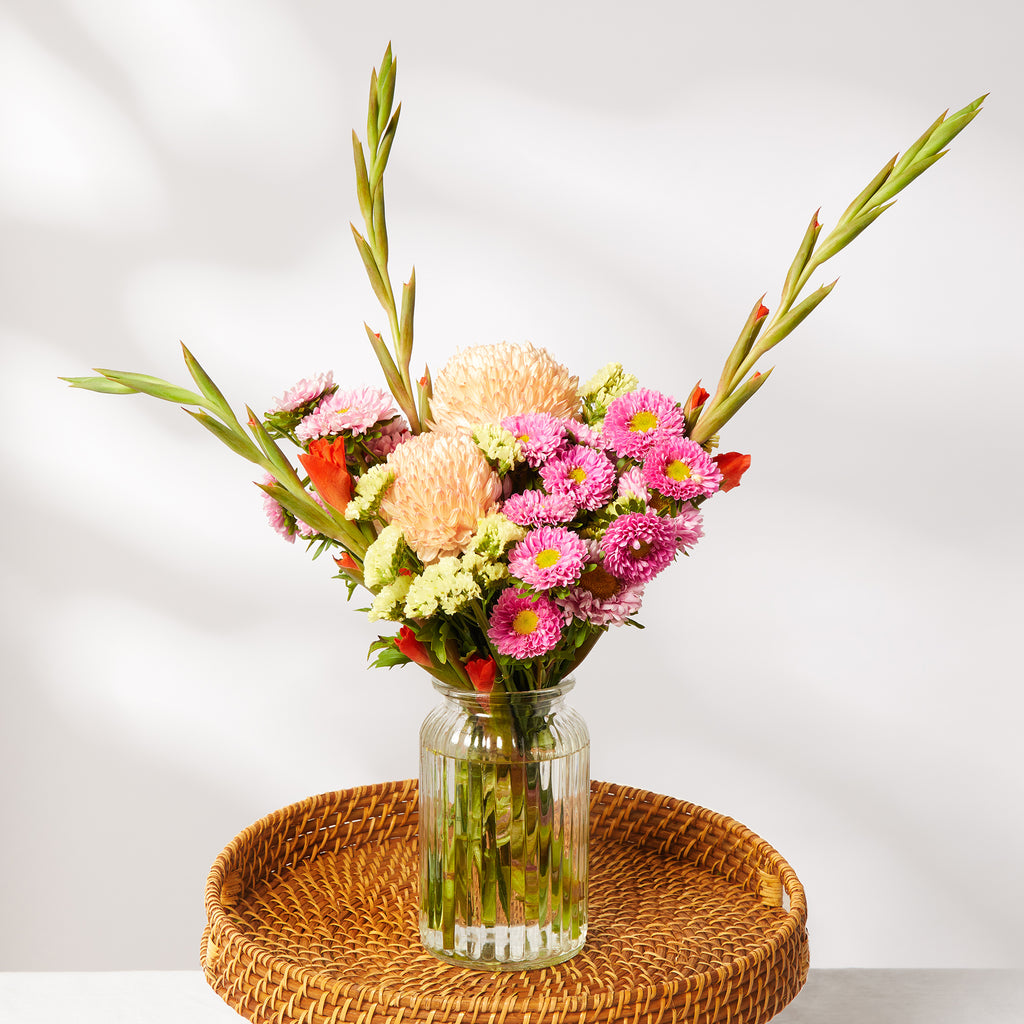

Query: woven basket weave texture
<box><xmin>202</xmin><ymin>780</ymin><xmax>808</xmax><ymax>1024</ymax></box>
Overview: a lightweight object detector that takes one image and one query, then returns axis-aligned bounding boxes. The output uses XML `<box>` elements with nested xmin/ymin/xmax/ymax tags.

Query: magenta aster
<box><xmin>296</xmin><ymin>386</ymin><xmax>398</xmax><ymax>441</ymax></box>
<box><xmin>540</xmin><ymin>445</ymin><xmax>616</xmax><ymax>511</ymax></box>
<box><xmin>501</xmin><ymin>413</ymin><xmax>566</xmax><ymax>468</ymax></box>
<box><xmin>508</xmin><ymin>526</ymin><xmax>589</xmax><ymax>590</ymax></box>
<box><xmin>602</xmin><ymin>388</ymin><xmax>685</xmax><ymax>460</ymax></box>
<box><xmin>502</xmin><ymin>489</ymin><xmax>577</xmax><ymax>527</ymax></box>
<box><xmin>267</xmin><ymin>372</ymin><xmax>334</xmax><ymax>413</ymax></box>
<box><xmin>601</xmin><ymin>511</ymin><xmax>680</xmax><ymax>584</ymax></box>
<box><xmin>642</xmin><ymin>437</ymin><xmax>723</xmax><ymax>501</ymax></box>
<box><xmin>487</xmin><ymin>589</ymin><xmax>564</xmax><ymax>659</ymax></box>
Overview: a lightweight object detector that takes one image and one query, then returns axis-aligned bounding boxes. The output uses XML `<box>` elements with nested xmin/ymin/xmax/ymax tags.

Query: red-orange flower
<box><xmin>394</xmin><ymin>625</ymin><xmax>431</xmax><ymax>667</ymax></box>
<box><xmin>298</xmin><ymin>437</ymin><xmax>352</xmax><ymax>513</ymax></box>
<box><xmin>713</xmin><ymin>451</ymin><xmax>751</xmax><ymax>492</ymax></box>
<box><xmin>464</xmin><ymin>656</ymin><xmax>497</xmax><ymax>693</ymax></box>
<box><xmin>684</xmin><ymin>381</ymin><xmax>710</xmax><ymax>416</ymax></box>
<box><xmin>334</xmin><ymin>551</ymin><xmax>359</xmax><ymax>572</ymax></box>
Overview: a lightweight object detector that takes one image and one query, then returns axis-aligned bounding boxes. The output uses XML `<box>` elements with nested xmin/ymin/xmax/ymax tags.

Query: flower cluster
<box><xmin>258</xmin><ymin>343</ymin><xmax>748</xmax><ymax>690</ymax></box>
<box><xmin>67</xmin><ymin>47</ymin><xmax>982</xmax><ymax>696</ymax></box>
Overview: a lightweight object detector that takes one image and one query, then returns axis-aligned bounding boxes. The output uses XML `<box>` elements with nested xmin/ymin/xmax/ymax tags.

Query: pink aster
<box><xmin>487</xmin><ymin>589</ymin><xmax>564</xmax><ymax>659</ymax></box>
<box><xmin>668</xmin><ymin>503</ymin><xmax>704</xmax><ymax>551</ymax></box>
<box><xmin>558</xmin><ymin>579</ymin><xmax>646</xmax><ymax>628</ymax></box>
<box><xmin>563</xmin><ymin>419</ymin><xmax>605</xmax><ymax>450</ymax></box>
<box><xmin>601</xmin><ymin>511</ymin><xmax>680</xmax><ymax>585</ymax></box>
<box><xmin>602</xmin><ymin>388</ymin><xmax>685</xmax><ymax>460</ymax></box>
<box><xmin>616</xmin><ymin>465</ymin><xmax>650</xmax><ymax>503</ymax></box>
<box><xmin>296</xmin><ymin>386</ymin><xmax>398</xmax><ymax>441</ymax></box>
<box><xmin>540</xmin><ymin>445</ymin><xmax>616</xmax><ymax>511</ymax></box>
<box><xmin>259</xmin><ymin>473</ymin><xmax>295</xmax><ymax>543</ymax></box>
<box><xmin>363</xmin><ymin>417</ymin><xmax>412</xmax><ymax>460</ymax></box>
<box><xmin>642</xmin><ymin>437</ymin><xmax>723</xmax><ymax>501</ymax></box>
<box><xmin>501</xmin><ymin>413</ymin><xmax>566</xmax><ymax>468</ymax></box>
<box><xmin>267</xmin><ymin>372</ymin><xmax>334</xmax><ymax>413</ymax></box>
<box><xmin>502</xmin><ymin>489</ymin><xmax>577</xmax><ymax>527</ymax></box>
<box><xmin>508</xmin><ymin>526</ymin><xmax>589</xmax><ymax>590</ymax></box>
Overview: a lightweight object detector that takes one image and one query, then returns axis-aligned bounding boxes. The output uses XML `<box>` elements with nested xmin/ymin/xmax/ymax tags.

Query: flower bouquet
<box><xmin>65</xmin><ymin>46</ymin><xmax>982</xmax><ymax>970</ymax></box>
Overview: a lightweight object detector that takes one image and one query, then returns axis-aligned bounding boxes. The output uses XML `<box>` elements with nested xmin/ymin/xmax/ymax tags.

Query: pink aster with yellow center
<box><xmin>642</xmin><ymin>437</ymin><xmax>723</xmax><ymax>501</ymax></box>
<box><xmin>487</xmin><ymin>589</ymin><xmax>564</xmax><ymax>659</ymax></box>
<box><xmin>429</xmin><ymin>342</ymin><xmax>580</xmax><ymax>433</ymax></box>
<box><xmin>508</xmin><ymin>526</ymin><xmax>589</xmax><ymax>590</ymax></box>
<box><xmin>380</xmin><ymin>431</ymin><xmax>502</xmax><ymax>562</ymax></box>
<box><xmin>501</xmin><ymin>413</ymin><xmax>566</xmax><ymax>467</ymax></box>
<box><xmin>296</xmin><ymin>386</ymin><xmax>398</xmax><ymax>441</ymax></box>
<box><xmin>602</xmin><ymin>388</ymin><xmax>685</xmax><ymax>460</ymax></box>
<box><xmin>540</xmin><ymin>445</ymin><xmax>617</xmax><ymax>511</ymax></box>
<box><xmin>601</xmin><ymin>511</ymin><xmax>680</xmax><ymax>585</ymax></box>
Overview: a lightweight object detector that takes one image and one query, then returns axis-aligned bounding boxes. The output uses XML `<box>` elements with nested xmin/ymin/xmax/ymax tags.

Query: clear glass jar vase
<box><xmin>418</xmin><ymin>677</ymin><xmax>590</xmax><ymax>970</ymax></box>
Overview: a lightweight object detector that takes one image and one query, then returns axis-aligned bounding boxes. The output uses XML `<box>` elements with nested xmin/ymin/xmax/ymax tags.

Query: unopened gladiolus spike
<box><xmin>352</xmin><ymin>131</ymin><xmax>373</xmax><ymax>223</ymax></box>
<box><xmin>60</xmin><ymin>374</ymin><xmax>137</xmax><ymax>395</ymax></box>
<box><xmin>837</xmin><ymin>154</ymin><xmax>899</xmax><ymax>227</ymax></box>
<box><xmin>184</xmin><ymin>408</ymin><xmax>264</xmax><ymax>462</ymax></box>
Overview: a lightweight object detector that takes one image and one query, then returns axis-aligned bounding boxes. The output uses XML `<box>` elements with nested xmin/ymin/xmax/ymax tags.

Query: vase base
<box><xmin>420</xmin><ymin>926</ymin><xmax>587</xmax><ymax>972</ymax></box>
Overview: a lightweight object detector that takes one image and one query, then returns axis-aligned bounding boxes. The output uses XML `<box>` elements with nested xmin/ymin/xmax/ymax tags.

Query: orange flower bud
<box><xmin>395</xmin><ymin>625</ymin><xmax>432</xmax><ymax>667</ymax></box>
<box><xmin>297</xmin><ymin>437</ymin><xmax>352</xmax><ymax>513</ymax></box>
<box><xmin>464</xmin><ymin>656</ymin><xmax>497</xmax><ymax>693</ymax></box>
<box><xmin>713</xmin><ymin>451</ymin><xmax>751</xmax><ymax>492</ymax></box>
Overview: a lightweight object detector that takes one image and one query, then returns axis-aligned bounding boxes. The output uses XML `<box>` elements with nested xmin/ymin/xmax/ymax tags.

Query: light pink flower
<box><xmin>668</xmin><ymin>503</ymin><xmax>704</xmax><ymax>551</ymax></box>
<box><xmin>267</xmin><ymin>372</ymin><xmax>334</xmax><ymax>413</ymax></box>
<box><xmin>259</xmin><ymin>473</ymin><xmax>295</xmax><ymax>543</ymax></box>
<box><xmin>501</xmin><ymin>413</ymin><xmax>566</xmax><ymax>467</ymax></box>
<box><xmin>616</xmin><ymin>465</ymin><xmax>650</xmax><ymax>503</ymax></box>
<box><xmin>601</xmin><ymin>511</ymin><xmax>680</xmax><ymax>584</ymax></box>
<box><xmin>508</xmin><ymin>526</ymin><xmax>589</xmax><ymax>590</ymax></box>
<box><xmin>363</xmin><ymin>417</ymin><xmax>411</xmax><ymax>460</ymax></box>
<box><xmin>296</xmin><ymin>387</ymin><xmax>398</xmax><ymax>441</ymax></box>
<box><xmin>642</xmin><ymin>437</ymin><xmax>722</xmax><ymax>501</ymax></box>
<box><xmin>602</xmin><ymin>388</ymin><xmax>685</xmax><ymax>460</ymax></box>
<box><xmin>502</xmin><ymin>490</ymin><xmax>577</xmax><ymax>527</ymax></box>
<box><xmin>487</xmin><ymin>589</ymin><xmax>564</xmax><ymax>659</ymax></box>
<box><xmin>558</xmin><ymin>578</ymin><xmax>646</xmax><ymax>627</ymax></box>
<box><xmin>540</xmin><ymin>445</ymin><xmax>616</xmax><ymax>511</ymax></box>
<box><xmin>563</xmin><ymin>419</ymin><xmax>604</xmax><ymax>449</ymax></box>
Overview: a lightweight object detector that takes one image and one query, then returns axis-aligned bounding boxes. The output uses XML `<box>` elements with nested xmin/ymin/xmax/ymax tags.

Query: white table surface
<box><xmin>1</xmin><ymin>970</ymin><xmax>1021</xmax><ymax>1023</ymax></box>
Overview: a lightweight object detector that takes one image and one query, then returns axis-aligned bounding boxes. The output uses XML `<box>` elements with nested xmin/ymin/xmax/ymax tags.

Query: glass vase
<box><xmin>418</xmin><ymin>677</ymin><xmax>590</xmax><ymax>970</ymax></box>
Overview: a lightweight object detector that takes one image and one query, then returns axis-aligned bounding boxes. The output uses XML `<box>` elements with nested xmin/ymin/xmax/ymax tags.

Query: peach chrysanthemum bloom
<box><xmin>381</xmin><ymin>432</ymin><xmax>502</xmax><ymax>562</ymax></box>
<box><xmin>429</xmin><ymin>342</ymin><xmax>580</xmax><ymax>433</ymax></box>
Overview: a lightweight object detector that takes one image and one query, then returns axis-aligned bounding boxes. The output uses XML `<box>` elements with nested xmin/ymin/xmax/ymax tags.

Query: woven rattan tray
<box><xmin>202</xmin><ymin>780</ymin><xmax>808</xmax><ymax>1024</ymax></box>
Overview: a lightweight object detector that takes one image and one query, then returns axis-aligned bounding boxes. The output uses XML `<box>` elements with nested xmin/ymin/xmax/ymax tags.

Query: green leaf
<box><xmin>244</xmin><ymin>406</ymin><xmax>302</xmax><ymax>485</ymax></box>
<box><xmin>350</xmin><ymin>224</ymin><xmax>390</xmax><ymax>309</ymax></box>
<box><xmin>60</xmin><ymin>375</ymin><xmax>137</xmax><ymax>395</ymax></box>
<box><xmin>352</xmin><ymin>131</ymin><xmax>373</xmax><ymax>224</ymax></box>
<box><xmin>93</xmin><ymin>369</ymin><xmax>208</xmax><ymax>407</ymax></box>
<box><xmin>183</xmin><ymin>409</ymin><xmax>263</xmax><ymax>462</ymax></box>
<box><xmin>180</xmin><ymin>344</ymin><xmax>237</xmax><ymax>424</ymax></box>
<box><xmin>372</xmin><ymin>182</ymin><xmax>388</xmax><ymax>264</ymax></box>
<box><xmin>369</xmin><ymin>105</ymin><xmax>401</xmax><ymax>192</ymax></box>
<box><xmin>399</xmin><ymin>268</ymin><xmax>415</xmax><ymax>366</ymax></box>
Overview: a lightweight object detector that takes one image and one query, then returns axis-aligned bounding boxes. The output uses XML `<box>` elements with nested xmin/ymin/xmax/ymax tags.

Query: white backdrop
<box><xmin>1</xmin><ymin>0</ymin><xmax>1021</xmax><ymax>971</ymax></box>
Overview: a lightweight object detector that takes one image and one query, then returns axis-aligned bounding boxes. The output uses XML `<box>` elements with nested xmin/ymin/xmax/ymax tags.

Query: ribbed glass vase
<box><xmin>418</xmin><ymin>677</ymin><xmax>589</xmax><ymax>970</ymax></box>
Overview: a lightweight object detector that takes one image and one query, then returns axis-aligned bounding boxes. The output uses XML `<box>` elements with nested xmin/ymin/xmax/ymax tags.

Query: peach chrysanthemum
<box><xmin>380</xmin><ymin>432</ymin><xmax>502</xmax><ymax>562</ymax></box>
<box><xmin>429</xmin><ymin>342</ymin><xmax>580</xmax><ymax>433</ymax></box>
